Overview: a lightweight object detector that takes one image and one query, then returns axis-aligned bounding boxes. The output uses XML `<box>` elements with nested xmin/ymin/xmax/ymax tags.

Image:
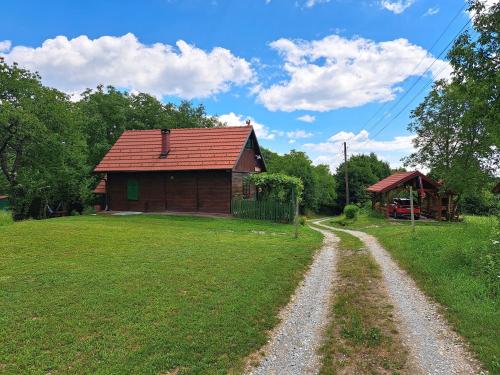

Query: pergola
<box><xmin>366</xmin><ymin>171</ymin><xmax>455</xmax><ymax>220</ymax></box>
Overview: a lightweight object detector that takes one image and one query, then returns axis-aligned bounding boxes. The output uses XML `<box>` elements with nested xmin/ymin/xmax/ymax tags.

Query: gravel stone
<box><xmin>314</xmin><ymin>219</ymin><xmax>485</xmax><ymax>375</ymax></box>
<box><xmin>245</xmin><ymin>228</ymin><xmax>338</xmax><ymax>375</ymax></box>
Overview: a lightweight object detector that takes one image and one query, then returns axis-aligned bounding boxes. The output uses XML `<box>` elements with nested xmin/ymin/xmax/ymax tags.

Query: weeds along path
<box><xmin>313</xmin><ymin>218</ymin><xmax>484</xmax><ymax>375</ymax></box>
<box><xmin>245</xmin><ymin>228</ymin><xmax>338</xmax><ymax>375</ymax></box>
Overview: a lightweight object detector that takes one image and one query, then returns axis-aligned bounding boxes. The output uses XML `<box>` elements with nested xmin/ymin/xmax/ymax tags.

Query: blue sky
<box><xmin>0</xmin><ymin>0</ymin><xmax>475</xmax><ymax>171</ymax></box>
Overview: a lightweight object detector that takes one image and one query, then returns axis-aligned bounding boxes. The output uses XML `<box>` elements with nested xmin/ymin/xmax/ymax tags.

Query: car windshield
<box><xmin>395</xmin><ymin>199</ymin><xmax>411</xmax><ymax>205</ymax></box>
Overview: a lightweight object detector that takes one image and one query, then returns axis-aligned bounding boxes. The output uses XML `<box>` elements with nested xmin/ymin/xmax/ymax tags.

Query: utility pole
<box><xmin>344</xmin><ymin>142</ymin><xmax>350</xmax><ymax>205</ymax></box>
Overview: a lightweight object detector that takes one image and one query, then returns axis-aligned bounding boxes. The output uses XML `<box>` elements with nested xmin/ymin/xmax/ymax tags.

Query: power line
<box><xmin>367</xmin><ymin>17</ymin><xmax>471</xmax><ymax>135</ymax></box>
<box><xmin>345</xmin><ymin>3</ymin><xmax>469</xmax><ymax>142</ymax></box>
<box><xmin>354</xmin><ymin>16</ymin><xmax>473</xmax><ymax>149</ymax></box>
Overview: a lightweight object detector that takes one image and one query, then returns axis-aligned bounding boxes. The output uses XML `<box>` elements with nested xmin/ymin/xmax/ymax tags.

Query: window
<box><xmin>245</xmin><ymin>138</ymin><xmax>254</xmax><ymax>149</ymax></box>
<box><xmin>127</xmin><ymin>178</ymin><xmax>139</xmax><ymax>201</ymax></box>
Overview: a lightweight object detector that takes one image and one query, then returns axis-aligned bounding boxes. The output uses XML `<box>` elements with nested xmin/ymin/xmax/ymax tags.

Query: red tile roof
<box><xmin>93</xmin><ymin>179</ymin><xmax>106</xmax><ymax>194</ymax></box>
<box><xmin>94</xmin><ymin>126</ymin><xmax>253</xmax><ymax>172</ymax></box>
<box><xmin>366</xmin><ymin>170</ymin><xmax>440</xmax><ymax>193</ymax></box>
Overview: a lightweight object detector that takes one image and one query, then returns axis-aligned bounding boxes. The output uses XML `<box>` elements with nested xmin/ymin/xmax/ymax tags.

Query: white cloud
<box><xmin>218</xmin><ymin>112</ymin><xmax>279</xmax><ymax>140</ymax></box>
<box><xmin>380</xmin><ymin>0</ymin><xmax>415</xmax><ymax>14</ymax></box>
<box><xmin>424</xmin><ymin>6</ymin><xmax>439</xmax><ymax>16</ymax></box>
<box><xmin>287</xmin><ymin>130</ymin><xmax>314</xmax><ymax>139</ymax></box>
<box><xmin>0</xmin><ymin>40</ymin><xmax>11</xmax><ymax>52</ymax></box>
<box><xmin>304</xmin><ymin>129</ymin><xmax>415</xmax><ymax>170</ymax></box>
<box><xmin>305</xmin><ymin>0</ymin><xmax>330</xmax><ymax>7</ymax></box>
<box><xmin>297</xmin><ymin>114</ymin><xmax>316</xmax><ymax>123</ymax></box>
<box><xmin>257</xmin><ymin>34</ymin><xmax>450</xmax><ymax>112</ymax></box>
<box><xmin>0</xmin><ymin>33</ymin><xmax>254</xmax><ymax>99</ymax></box>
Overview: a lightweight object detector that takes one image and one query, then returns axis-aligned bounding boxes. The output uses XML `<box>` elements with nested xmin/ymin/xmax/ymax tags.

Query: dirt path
<box><xmin>313</xmin><ymin>218</ymin><xmax>484</xmax><ymax>375</ymax></box>
<box><xmin>245</xmin><ymin>228</ymin><xmax>337</xmax><ymax>375</ymax></box>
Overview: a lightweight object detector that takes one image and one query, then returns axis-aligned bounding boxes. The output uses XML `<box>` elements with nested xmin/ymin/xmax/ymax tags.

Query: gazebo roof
<box><xmin>366</xmin><ymin>171</ymin><xmax>441</xmax><ymax>194</ymax></box>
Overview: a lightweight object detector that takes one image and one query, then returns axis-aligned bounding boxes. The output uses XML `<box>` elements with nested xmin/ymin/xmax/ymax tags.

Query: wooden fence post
<box><xmin>292</xmin><ymin>190</ymin><xmax>299</xmax><ymax>238</ymax></box>
<box><xmin>410</xmin><ymin>186</ymin><xmax>415</xmax><ymax>233</ymax></box>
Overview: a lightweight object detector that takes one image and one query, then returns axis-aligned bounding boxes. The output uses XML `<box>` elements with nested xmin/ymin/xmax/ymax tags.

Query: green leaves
<box><xmin>0</xmin><ymin>59</ymin><xmax>225</xmax><ymax>220</ymax></box>
<box><xmin>248</xmin><ymin>172</ymin><xmax>304</xmax><ymax>203</ymax></box>
<box><xmin>260</xmin><ymin>148</ymin><xmax>337</xmax><ymax>212</ymax></box>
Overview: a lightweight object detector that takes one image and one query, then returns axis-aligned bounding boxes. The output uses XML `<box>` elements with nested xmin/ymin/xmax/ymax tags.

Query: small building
<box><xmin>94</xmin><ymin>125</ymin><xmax>266</xmax><ymax>214</ymax></box>
<box><xmin>366</xmin><ymin>171</ymin><xmax>455</xmax><ymax>220</ymax></box>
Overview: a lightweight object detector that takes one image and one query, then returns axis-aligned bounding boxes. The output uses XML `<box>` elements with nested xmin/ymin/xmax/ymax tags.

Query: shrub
<box><xmin>344</xmin><ymin>204</ymin><xmax>359</xmax><ymax>219</ymax></box>
<box><xmin>299</xmin><ymin>216</ymin><xmax>307</xmax><ymax>226</ymax></box>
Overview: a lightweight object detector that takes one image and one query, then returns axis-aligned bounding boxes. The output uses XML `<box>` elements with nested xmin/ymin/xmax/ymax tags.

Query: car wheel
<box><xmin>415</xmin><ymin>215</ymin><xmax>420</xmax><ymax>220</ymax></box>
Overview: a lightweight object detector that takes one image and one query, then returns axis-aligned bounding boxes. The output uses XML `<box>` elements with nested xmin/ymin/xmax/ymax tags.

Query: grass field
<box><xmin>0</xmin><ymin>214</ymin><xmax>322</xmax><ymax>374</ymax></box>
<box><xmin>330</xmin><ymin>211</ymin><xmax>500</xmax><ymax>373</ymax></box>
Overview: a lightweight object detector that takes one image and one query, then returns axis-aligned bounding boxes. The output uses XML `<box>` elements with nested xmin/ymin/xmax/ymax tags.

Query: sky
<box><xmin>0</xmin><ymin>0</ymin><xmax>480</xmax><ymax>172</ymax></box>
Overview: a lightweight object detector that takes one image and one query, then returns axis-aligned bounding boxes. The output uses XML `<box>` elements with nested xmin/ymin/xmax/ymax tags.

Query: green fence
<box><xmin>231</xmin><ymin>198</ymin><xmax>295</xmax><ymax>223</ymax></box>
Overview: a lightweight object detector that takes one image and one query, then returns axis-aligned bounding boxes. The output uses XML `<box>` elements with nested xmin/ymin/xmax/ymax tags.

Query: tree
<box><xmin>0</xmin><ymin>59</ymin><xmax>88</xmax><ymax>219</ymax></box>
<box><xmin>335</xmin><ymin>153</ymin><xmax>391</xmax><ymax>207</ymax></box>
<box><xmin>78</xmin><ymin>86</ymin><xmax>223</xmax><ymax>168</ymax></box>
<box><xmin>405</xmin><ymin>1</ymin><xmax>499</xmax><ymax>212</ymax></box>
<box><xmin>312</xmin><ymin>164</ymin><xmax>336</xmax><ymax>212</ymax></box>
<box><xmin>260</xmin><ymin>147</ymin><xmax>336</xmax><ymax>213</ymax></box>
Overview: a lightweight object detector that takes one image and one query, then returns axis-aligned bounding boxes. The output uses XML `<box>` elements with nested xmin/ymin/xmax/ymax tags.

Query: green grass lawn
<box><xmin>0</xmin><ymin>214</ymin><xmax>322</xmax><ymax>374</ymax></box>
<box><xmin>330</xmin><ymin>211</ymin><xmax>500</xmax><ymax>373</ymax></box>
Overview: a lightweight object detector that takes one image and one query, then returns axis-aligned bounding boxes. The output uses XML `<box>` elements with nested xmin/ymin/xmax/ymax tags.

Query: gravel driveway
<box><xmin>313</xmin><ymin>218</ymin><xmax>484</xmax><ymax>375</ymax></box>
<box><xmin>245</xmin><ymin>227</ymin><xmax>337</xmax><ymax>375</ymax></box>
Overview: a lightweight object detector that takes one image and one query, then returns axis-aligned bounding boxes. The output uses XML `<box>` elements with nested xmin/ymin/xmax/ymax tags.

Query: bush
<box><xmin>299</xmin><ymin>216</ymin><xmax>307</xmax><ymax>226</ymax></box>
<box><xmin>344</xmin><ymin>204</ymin><xmax>359</xmax><ymax>219</ymax></box>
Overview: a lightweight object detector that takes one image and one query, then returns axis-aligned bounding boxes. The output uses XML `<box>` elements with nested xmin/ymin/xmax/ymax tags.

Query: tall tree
<box><xmin>335</xmin><ymin>153</ymin><xmax>391</xmax><ymax>207</ymax></box>
<box><xmin>405</xmin><ymin>1</ymin><xmax>499</xmax><ymax>210</ymax></box>
<box><xmin>0</xmin><ymin>59</ymin><xmax>88</xmax><ymax>219</ymax></box>
<box><xmin>261</xmin><ymin>147</ymin><xmax>336</xmax><ymax>212</ymax></box>
<box><xmin>78</xmin><ymin>86</ymin><xmax>222</xmax><ymax>168</ymax></box>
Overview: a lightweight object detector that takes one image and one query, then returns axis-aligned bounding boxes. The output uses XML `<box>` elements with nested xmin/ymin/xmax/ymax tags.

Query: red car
<box><xmin>387</xmin><ymin>198</ymin><xmax>420</xmax><ymax>219</ymax></box>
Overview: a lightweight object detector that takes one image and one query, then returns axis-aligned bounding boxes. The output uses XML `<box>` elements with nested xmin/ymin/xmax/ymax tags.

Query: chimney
<box><xmin>160</xmin><ymin>129</ymin><xmax>170</xmax><ymax>158</ymax></box>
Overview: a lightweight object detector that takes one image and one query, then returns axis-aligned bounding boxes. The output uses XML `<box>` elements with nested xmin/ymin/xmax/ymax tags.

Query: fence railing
<box><xmin>231</xmin><ymin>198</ymin><xmax>294</xmax><ymax>223</ymax></box>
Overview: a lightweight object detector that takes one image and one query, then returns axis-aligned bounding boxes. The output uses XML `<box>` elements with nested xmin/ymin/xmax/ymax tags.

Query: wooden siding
<box><xmin>231</xmin><ymin>172</ymin><xmax>255</xmax><ymax>199</ymax></box>
<box><xmin>107</xmin><ymin>171</ymin><xmax>231</xmax><ymax>213</ymax></box>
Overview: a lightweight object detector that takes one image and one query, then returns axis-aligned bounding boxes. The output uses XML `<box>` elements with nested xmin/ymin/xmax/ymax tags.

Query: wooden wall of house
<box><xmin>231</xmin><ymin>133</ymin><xmax>264</xmax><ymax>199</ymax></box>
<box><xmin>107</xmin><ymin>170</ymin><xmax>231</xmax><ymax>213</ymax></box>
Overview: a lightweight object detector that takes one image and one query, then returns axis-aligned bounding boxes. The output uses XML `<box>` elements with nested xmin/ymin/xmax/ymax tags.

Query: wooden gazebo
<box><xmin>366</xmin><ymin>171</ymin><xmax>455</xmax><ymax>220</ymax></box>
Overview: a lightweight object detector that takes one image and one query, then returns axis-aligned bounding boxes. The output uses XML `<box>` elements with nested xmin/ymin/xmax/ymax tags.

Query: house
<box><xmin>94</xmin><ymin>125</ymin><xmax>266</xmax><ymax>214</ymax></box>
<box><xmin>366</xmin><ymin>170</ymin><xmax>455</xmax><ymax>220</ymax></box>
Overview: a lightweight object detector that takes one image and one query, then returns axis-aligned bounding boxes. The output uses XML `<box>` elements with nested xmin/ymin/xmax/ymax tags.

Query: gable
<box><xmin>234</xmin><ymin>130</ymin><xmax>266</xmax><ymax>172</ymax></box>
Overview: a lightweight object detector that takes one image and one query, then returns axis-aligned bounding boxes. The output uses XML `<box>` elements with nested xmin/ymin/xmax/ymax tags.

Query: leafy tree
<box><xmin>335</xmin><ymin>153</ymin><xmax>391</xmax><ymax>207</ymax></box>
<box><xmin>0</xmin><ymin>59</ymin><xmax>88</xmax><ymax>219</ymax></box>
<box><xmin>312</xmin><ymin>164</ymin><xmax>336</xmax><ymax>211</ymax></box>
<box><xmin>78</xmin><ymin>86</ymin><xmax>222</xmax><ymax>168</ymax></box>
<box><xmin>261</xmin><ymin>147</ymin><xmax>336</xmax><ymax>213</ymax></box>
<box><xmin>405</xmin><ymin>1</ymin><xmax>499</xmax><ymax>212</ymax></box>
